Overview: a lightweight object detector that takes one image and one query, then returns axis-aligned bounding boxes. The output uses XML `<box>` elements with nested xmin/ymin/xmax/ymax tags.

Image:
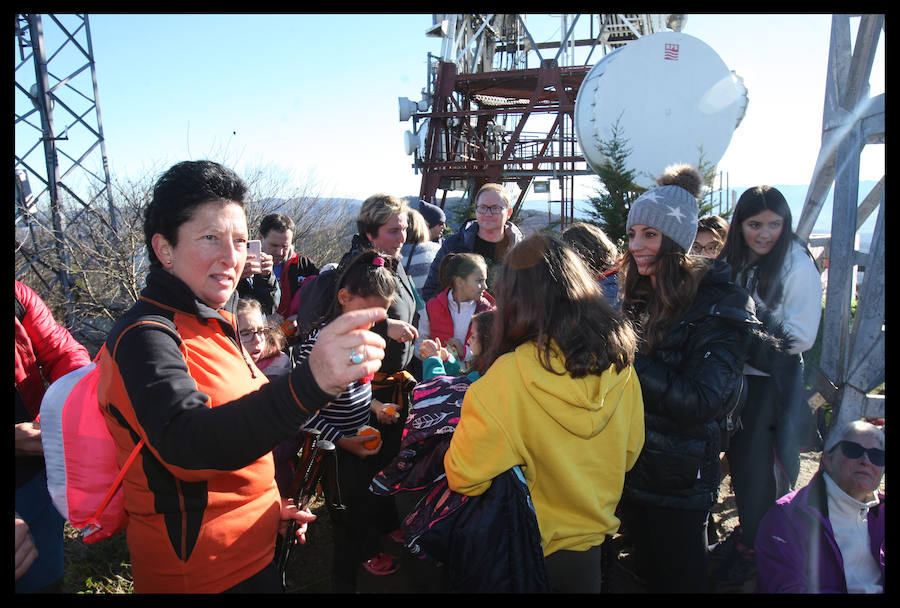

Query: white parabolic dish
<box><xmin>574</xmin><ymin>31</ymin><xmax>748</xmax><ymax>188</ymax></box>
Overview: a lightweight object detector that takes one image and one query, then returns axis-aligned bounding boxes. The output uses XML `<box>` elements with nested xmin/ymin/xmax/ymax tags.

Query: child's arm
<box><xmin>422</xmin><ymin>351</ymin><xmax>462</xmax><ymax>379</ymax></box>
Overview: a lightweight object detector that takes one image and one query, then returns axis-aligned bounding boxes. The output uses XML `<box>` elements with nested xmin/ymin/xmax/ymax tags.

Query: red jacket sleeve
<box><xmin>15</xmin><ymin>280</ymin><xmax>91</xmax><ymax>382</ymax></box>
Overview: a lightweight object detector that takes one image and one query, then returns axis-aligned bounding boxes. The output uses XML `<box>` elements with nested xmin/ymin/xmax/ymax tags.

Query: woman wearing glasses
<box><xmin>421</xmin><ymin>183</ymin><xmax>524</xmax><ymax>300</ymax></box>
<box><xmin>691</xmin><ymin>215</ymin><xmax>730</xmax><ymax>258</ymax></box>
<box><xmin>755</xmin><ymin>419</ymin><xmax>885</xmax><ymax>593</ymax></box>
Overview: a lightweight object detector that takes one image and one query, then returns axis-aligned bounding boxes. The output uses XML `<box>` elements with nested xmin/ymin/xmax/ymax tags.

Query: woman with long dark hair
<box><xmin>712</xmin><ymin>185</ymin><xmax>822</xmax><ymax>585</ymax></box>
<box><xmin>444</xmin><ymin>233</ymin><xmax>644</xmax><ymax>592</ymax></box>
<box><xmin>618</xmin><ymin>164</ymin><xmax>758</xmax><ymax>592</ymax></box>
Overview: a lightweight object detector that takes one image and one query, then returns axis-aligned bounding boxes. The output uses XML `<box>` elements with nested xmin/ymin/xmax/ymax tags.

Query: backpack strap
<box><xmin>83</xmin><ymin>436</ymin><xmax>145</xmax><ymax>537</ymax></box>
<box><xmin>404</xmin><ymin>241</ymin><xmax>418</xmax><ymax>273</ymax></box>
<box><xmin>82</xmin><ymin>341</ymin><xmax>141</xmax><ymax>538</ymax></box>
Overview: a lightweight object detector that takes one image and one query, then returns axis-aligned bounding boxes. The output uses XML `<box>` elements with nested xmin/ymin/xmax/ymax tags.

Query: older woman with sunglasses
<box><xmin>755</xmin><ymin>420</ymin><xmax>885</xmax><ymax>593</ymax></box>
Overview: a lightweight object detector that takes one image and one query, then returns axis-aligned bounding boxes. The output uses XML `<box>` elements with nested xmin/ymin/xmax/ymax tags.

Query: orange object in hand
<box><xmin>281</xmin><ymin>320</ymin><xmax>297</xmax><ymax>337</ymax></box>
<box><xmin>357</xmin><ymin>425</ymin><xmax>381</xmax><ymax>450</ymax></box>
<box><xmin>384</xmin><ymin>406</ymin><xmax>398</xmax><ymax>418</ymax></box>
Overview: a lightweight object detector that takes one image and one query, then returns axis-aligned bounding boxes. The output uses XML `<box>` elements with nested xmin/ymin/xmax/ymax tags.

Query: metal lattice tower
<box><xmin>796</xmin><ymin>14</ymin><xmax>885</xmax><ymax>429</ymax></box>
<box><xmin>400</xmin><ymin>14</ymin><xmax>681</xmax><ymax>226</ymax></box>
<box><xmin>15</xmin><ymin>13</ymin><xmax>115</xmax><ymax>325</ymax></box>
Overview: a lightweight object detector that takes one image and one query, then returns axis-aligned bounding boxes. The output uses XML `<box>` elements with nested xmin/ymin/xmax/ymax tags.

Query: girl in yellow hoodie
<box><xmin>444</xmin><ymin>233</ymin><xmax>645</xmax><ymax>593</ymax></box>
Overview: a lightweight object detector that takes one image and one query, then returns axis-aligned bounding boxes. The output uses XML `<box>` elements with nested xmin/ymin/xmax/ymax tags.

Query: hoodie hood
<box><xmin>511</xmin><ymin>341</ymin><xmax>635</xmax><ymax>440</ymax></box>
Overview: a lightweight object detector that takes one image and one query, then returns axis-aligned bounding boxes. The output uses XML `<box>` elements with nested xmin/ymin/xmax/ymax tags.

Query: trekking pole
<box><xmin>277</xmin><ymin>432</ymin><xmax>346</xmax><ymax>580</ymax></box>
<box><xmin>276</xmin><ymin>428</ymin><xmax>320</xmax><ymax>577</ymax></box>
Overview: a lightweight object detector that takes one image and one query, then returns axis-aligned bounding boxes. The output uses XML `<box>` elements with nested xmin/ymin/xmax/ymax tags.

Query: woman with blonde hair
<box><xmin>400</xmin><ymin>208</ymin><xmax>441</xmax><ymax>295</ymax></box>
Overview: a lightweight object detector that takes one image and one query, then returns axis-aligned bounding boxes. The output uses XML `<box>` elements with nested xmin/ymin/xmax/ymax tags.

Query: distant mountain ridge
<box><xmin>514</xmin><ymin>181</ymin><xmax>880</xmax><ymax>236</ymax></box>
<box><xmin>347</xmin><ymin>180</ymin><xmax>880</xmax><ymax>242</ymax></box>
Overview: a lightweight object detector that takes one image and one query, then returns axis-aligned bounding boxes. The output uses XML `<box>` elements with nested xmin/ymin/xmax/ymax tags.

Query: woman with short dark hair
<box><xmin>98</xmin><ymin>160</ymin><xmax>387</xmax><ymax>593</ymax></box>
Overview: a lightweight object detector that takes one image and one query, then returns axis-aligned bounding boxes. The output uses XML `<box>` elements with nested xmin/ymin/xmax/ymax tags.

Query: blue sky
<box><xmin>74</xmin><ymin>14</ymin><xmax>884</xmax><ymax>205</ymax></box>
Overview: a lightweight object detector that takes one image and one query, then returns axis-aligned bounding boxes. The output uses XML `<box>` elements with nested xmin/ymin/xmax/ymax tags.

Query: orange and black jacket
<box><xmin>97</xmin><ymin>267</ymin><xmax>332</xmax><ymax>593</ymax></box>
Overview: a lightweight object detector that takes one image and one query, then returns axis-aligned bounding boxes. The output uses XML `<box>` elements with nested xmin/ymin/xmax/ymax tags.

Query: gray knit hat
<box><xmin>626</xmin><ymin>184</ymin><xmax>699</xmax><ymax>253</ymax></box>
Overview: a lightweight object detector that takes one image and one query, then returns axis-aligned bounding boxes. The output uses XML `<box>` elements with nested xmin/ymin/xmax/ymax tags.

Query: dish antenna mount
<box><xmin>398</xmin><ymin>14</ymin><xmax>680</xmax><ymax>226</ymax></box>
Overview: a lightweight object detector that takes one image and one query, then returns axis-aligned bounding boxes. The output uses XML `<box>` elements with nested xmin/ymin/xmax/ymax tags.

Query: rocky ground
<box><xmin>283</xmin><ymin>449</ymin><xmax>886</xmax><ymax>594</ymax></box>
<box><xmin>67</xmin><ymin>449</ymin><xmax>883</xmax><ymax>593</ymax></box>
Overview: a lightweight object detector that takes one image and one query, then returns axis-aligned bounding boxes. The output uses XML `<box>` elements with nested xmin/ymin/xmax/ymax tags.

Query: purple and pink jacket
<box><xmin>755</xmin><ymin>470</ymin><xmax>885</xmax><ymax>593</ymax></box>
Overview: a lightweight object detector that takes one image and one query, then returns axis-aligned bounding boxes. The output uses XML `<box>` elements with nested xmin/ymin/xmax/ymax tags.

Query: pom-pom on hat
<box><xmin>626</xmin><ymin>164</ymin><xmax>702</xmax><ymax>253</ymax></box>
<box><xmin>418</xmin><ymin>200</ymin><xmax>446</xmax><ymax>228</ymax></box>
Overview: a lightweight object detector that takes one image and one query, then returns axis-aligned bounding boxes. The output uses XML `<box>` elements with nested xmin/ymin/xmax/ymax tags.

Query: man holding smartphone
<box><xmin>238</xmin><ymin>213</ymin><xmax>318</xmax><ymax>321</ymax></box>
<box><xmin>238</xmin><ymin>235</ymin><xmax>276</xmax><ymax>315</ymax></box>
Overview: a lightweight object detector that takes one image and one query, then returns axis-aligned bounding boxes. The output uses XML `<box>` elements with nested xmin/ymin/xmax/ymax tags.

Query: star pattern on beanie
<box><xmin>626</xmin><ymin>182</ymin><xmax>699</xmax><ymax>253</ymax></box>
<box><xmin>640</xmin><ymin>190</ymin><xmax>665</xmax><ymax>205</ymax></box>
<box><xmin>666</xmin><ymin>204</ymin><xmax>686</xmax><ymax>222</ymax></box>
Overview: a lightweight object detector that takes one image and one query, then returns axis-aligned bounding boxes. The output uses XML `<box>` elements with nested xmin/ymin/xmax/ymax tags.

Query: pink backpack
<box><xmin>39</xmin><ymin>348</ymin><xmax>143</xmax><ymax>544</ymax></box>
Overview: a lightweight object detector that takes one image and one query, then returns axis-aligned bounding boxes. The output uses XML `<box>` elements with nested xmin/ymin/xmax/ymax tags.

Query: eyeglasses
<box><xmin>475</xmin><ymin>205</ymin><xmax>506</xmax><ymax>216</ymax></box>
<box><xmin>239</xmin><ymin>327</ymin><xmax>269</xmax><ymax>343</ymax></box>
<box><xmin>691</xmin><ymin>242</ymin><xmax>721</xmax><ymax>256</ymax></box>
<box><xmin>833</xmin><ymin>440</ymin><xmax>885</xmax><ymax>467</ymax></box>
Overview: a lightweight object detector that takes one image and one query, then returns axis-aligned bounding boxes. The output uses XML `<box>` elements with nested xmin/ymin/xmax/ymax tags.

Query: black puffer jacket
<box><xmin>623</xmin><ymin>259</ymin><xmax>758</xmax><ymax>511</ymax></box>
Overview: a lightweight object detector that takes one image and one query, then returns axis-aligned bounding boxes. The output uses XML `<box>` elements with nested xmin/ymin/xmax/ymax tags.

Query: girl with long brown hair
<box><xmin>712</xmin><ymin>185</ymin><xmax>822</xmax><ymax>585</ymax></box>
<box><xmin>444</xmin><ymin>233</ymin><xmax>644</xmax><ymax>592</ymax></box>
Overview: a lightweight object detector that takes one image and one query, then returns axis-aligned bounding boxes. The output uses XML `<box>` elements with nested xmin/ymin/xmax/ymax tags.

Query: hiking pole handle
<box><xmin>277</xmin><ymin>438</ymin><xmax>336</xmax><ymax>578</ymax></box>
<box><xmin>275</xmin><ymin>428</ymin><xmax>320</xmax><ymax>576</ymax></box>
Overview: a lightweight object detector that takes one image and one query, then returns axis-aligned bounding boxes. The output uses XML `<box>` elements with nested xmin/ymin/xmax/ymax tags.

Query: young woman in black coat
<box><xmin>618</xmin><ymin>165</ymin><xmax>758</xmax><ymax>593</ymax></box>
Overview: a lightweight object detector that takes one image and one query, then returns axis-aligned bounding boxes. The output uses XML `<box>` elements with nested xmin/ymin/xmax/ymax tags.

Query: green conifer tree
<box><xmin>584</xmin><ymin>118</ymin><xmax>644</xmax><ymax>250</ymax></box>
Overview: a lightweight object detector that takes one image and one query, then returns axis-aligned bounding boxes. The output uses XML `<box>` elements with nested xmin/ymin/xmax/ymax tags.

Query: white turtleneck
<box><xmin>823</xmin><ymin>472</ymin><xmax>883</xmax><ymax>593</ymax></box>
<box><xmin>414</xmin><ymin>289</ymin><xmax>477</xmax><ymax>361</ymax></box>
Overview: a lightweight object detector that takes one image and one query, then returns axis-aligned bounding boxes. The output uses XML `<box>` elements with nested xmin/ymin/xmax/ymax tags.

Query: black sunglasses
<box><xmin>833</xmin><ymin>440</ymin><xmax>885</xmax><ymax>467</ymax></box>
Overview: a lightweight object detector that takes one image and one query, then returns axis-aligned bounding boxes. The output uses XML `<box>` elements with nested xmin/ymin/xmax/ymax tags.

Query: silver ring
<box><xmin>349</xmin><ymin>348</ymin><xmax>365</xmax><ymax>365</ymax></box>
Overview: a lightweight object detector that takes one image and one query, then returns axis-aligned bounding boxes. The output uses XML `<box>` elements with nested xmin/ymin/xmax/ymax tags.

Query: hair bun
<box><xmin>656</xmin><ymin>164</ymin><xmax>704</xmax><ymax>198</ymax></box>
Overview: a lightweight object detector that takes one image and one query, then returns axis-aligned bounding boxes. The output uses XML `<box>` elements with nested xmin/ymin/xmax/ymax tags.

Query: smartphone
<box><xmin>248</xmin><ymin>240</ymin><xmax>261</xmax><ymax>259</ymax></box>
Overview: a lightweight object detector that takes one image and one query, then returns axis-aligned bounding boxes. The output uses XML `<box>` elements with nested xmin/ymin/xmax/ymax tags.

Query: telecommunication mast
<box><xmin>15</xmin><ymin>13</ymin><xmax>115</xmax><ymax>325</ymax></box>
<box><xmin>398</xmin><ymin>14</ymin><xmax>683</xmax><ymax>225</ymax></box>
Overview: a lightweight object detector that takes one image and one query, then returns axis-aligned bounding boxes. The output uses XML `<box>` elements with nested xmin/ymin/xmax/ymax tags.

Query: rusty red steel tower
<box><xmin>400</xmin><ymin>14</ymin><xmax>681</xmax><ymax>226</ymax></box>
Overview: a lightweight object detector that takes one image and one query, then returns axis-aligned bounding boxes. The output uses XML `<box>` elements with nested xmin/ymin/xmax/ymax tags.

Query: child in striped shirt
<box><xmin>295</xmin><ymin>249</ymin><xmax>400</xmax><ymax>592</ymax></box>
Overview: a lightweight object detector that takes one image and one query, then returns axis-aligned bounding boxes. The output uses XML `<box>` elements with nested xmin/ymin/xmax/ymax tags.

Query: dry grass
<box><xmin>61</xmin><ymin>524</ymin><xmax>132</xmax><ymax>594</ymax></box>
<box><xmin>61</xmin><ymin>495</ymin><xmax>332</xmax><ymax>594</ymax></box>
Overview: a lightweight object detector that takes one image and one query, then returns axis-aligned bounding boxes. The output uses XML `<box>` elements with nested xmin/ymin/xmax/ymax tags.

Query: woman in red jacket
<box><xmin>15</xmin><ymin>279</ymin><xmax>92</xmax><ymax>592</ymax></box>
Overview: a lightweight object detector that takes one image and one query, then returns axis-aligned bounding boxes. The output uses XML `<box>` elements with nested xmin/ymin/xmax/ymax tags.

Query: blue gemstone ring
<box><xmin>349</xmin><ymin>348</ymin><xmax>365</xmax><ymax>365</ymax></box>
